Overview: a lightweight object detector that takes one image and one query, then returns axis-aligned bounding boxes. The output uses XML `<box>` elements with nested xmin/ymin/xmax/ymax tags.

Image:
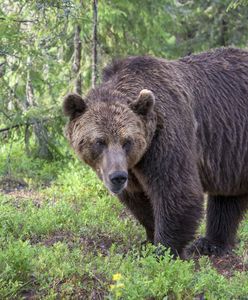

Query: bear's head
<box><xmin>63</xmin><ymin>89</ymin><xmax>156</xmax><ymax>194</ymax></box>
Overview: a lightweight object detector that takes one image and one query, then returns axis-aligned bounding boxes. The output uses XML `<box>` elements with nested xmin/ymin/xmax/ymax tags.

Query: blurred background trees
<box><xmin>1</xmin><ymin>0</ymin><xmax>248</xmax><ymax>163</ymax></box>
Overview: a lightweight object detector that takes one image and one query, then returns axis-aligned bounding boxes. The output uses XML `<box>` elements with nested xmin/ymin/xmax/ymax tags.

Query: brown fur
<box><xmin>63</xmin><ymin>47</ymin><xmax>248</xmax><ymax>257</ymax></box>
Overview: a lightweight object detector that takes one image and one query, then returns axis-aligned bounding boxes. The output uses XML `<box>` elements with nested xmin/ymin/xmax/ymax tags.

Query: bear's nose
<box><xmin>109</xmin><ymin>171</ymin><xmax>128</xmax><ymax>186</ymax></box>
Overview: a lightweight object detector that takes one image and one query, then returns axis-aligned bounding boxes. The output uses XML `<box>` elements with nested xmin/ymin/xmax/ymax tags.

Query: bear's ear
<box><xmin>63</xmin><ymin>93</ymin><xmax>87</xmax><ymax>120</ymax></box>
<box><xmin>130</xmin><ymin>89</ymin><xmax>155</xmax><ymax>116</ymax></box>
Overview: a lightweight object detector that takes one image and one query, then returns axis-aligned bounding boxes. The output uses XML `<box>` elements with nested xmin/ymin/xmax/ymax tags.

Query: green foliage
<box><xmin>1</xmin><ymin>0</ymin><xmax>248</xmax><ymax>137</ymax></box>
<box><xmin>0</xmin><ymin>142</ymin><xmax>247</xmax><ymax>298</ymax></box>
<box><xmin>1</xmin><ymin>0</ymin><xmax>248</xmax><ymax>160</ymax></box>
<box><xmin>0</xmin><ymin>137</ymin><xmax>67</xmax><ymax>182</ymax></box>
<box><xmin>194</xmin><ymin>257</ymin><xmax>248</xmax><ymax>299</ymax></box>
<box><xmin>228</xmin><ymin>0</ymin><xmax>248</xmax><ymax>9</ymax></box>
<box><xmin>1</xmin><ymin>1</ymin><xmax>248</xmax><ymax>298</ymax></box>
<box><xmin>106</xmin><ymin>247</ymin><xmax>195</xmax><ymax>299</ymax></box>
<box><xmin>0</xmin><ymin>240</ymin><xmax>35</xmax><ymax>298</ymax></box>
<box><xmin>98</xmin><ymin>0</ymin><xmax>178</xmax><ymax>58</ymax></box>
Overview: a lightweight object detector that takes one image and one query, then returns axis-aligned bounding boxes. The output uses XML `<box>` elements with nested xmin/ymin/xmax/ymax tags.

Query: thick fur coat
<box><xmin>64</xmin><ymin>48</ymin><xmax>248</xmax><ymax>257</ymax></box>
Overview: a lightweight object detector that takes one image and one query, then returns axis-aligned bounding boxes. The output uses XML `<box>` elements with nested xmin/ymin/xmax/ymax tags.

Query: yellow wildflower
<box><xmin>112</xmin><ymin>273</ymin><xmax>122</xmax><ymax>281</ymax></box>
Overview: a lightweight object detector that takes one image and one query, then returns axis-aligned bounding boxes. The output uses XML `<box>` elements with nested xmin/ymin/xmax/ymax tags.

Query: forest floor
<box><xmin>0</xmin><ymin>144</ymin><xmax>248</xmax><ymax>299</ymax></box>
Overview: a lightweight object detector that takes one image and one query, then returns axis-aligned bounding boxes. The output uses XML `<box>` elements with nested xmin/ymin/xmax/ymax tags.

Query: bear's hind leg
<box><xmin>190</xmin><ymin>194</ymin><xmax>248</xmax><ymax>256</ymax></box>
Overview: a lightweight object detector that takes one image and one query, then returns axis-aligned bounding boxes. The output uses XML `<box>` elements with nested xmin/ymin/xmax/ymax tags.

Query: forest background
<box><xmin>0</xmin><ymin>1</ymin><xmax>248</xmax><ymax>299</ymax></box>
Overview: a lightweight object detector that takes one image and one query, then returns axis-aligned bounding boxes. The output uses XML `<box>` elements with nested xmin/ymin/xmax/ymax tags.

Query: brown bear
<box><xmin>63</xmin><ymin>47</ymin><xmax>248</xmax><ymax>258</ymax></box>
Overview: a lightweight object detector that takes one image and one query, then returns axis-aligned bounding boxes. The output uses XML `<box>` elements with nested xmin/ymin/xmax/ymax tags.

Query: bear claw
<box><xmin>187</xmin><ymin>237</ymin><xmax>232</xmax><ymax>257</ymax></box>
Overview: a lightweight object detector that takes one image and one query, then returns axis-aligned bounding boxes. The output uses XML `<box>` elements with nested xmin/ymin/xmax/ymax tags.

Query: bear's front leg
<box><xmin>152</xmin><ymin>189</ymin><xmax>203</xmax><ymax>257</ymax></box>
<box><xmin>135</xmin><ymin>148</ymin><xmax>204</xmax><ymax>257</ymax></box>
<box><xmin>118</xmin><ymin>171</ymin><xmax>154</xmax><ymax>243</ymax></box>
<box><xmin>118</xmin><ymin>190</ymin><xmax>154</xmax><ymax>242</ymax></box>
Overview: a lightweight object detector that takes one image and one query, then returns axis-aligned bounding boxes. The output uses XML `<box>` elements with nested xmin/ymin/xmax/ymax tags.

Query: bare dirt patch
<box><xmin>209</xmin><ymin>253</ymin><xmax>248</xmax><ymax>277</ymax></box>
<box><xmin>21</xmin><ymin>274</ymin><xmax>107</xmax><ymax>300</ymax></box>
<box><xmin>0</xmin><ymin>176</ymin><xmax>28</xmax><ymax>193</ymax></box>
<box><xmin>78</xmin><ymin>234</ymin><xmax>120</xmax><ymax>256</ymax></box>
<box><xmin>31</xmin><ymin>230</ymin><xmax>122</xmax><ymax>257</ymax></box>
<box><xmin>1</xmin><ymin>188</ymin><xmax>45</xmax><ymax>208</ymax></box>
<box><xmin>191</xmin><ymin>252</ymin><xmax>248</xmax><ymax>278</ymax></box>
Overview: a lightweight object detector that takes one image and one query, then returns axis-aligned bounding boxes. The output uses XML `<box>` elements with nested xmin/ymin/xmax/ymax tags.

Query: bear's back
<box><xmin>184</xmin><ymin>48</ymin><xmax>248</xmax><ymax>195</ymax></box>
<box><xmin>101</xmin><ymin>49</ymin><xmax>248</xmax><ymax>195</ymax></box>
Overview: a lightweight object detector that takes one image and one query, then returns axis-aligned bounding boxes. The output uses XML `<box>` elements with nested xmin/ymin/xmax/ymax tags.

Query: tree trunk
<box><xmin>92</xmin><ymin>0</ymin><xmax>98</xmax><ymax>88</ymax></box>
<box><xmin>25</xmin><ymin>70</ymin><xmax>52</xmax><ymax>159</ymax></box>
<box><xmin>72</xmin><ymin>25</ymin><xmax>82</xmax><ymax>95</ymax></box>
<box><xmin>220</xmin><ymin>17</ymin><xmax>228</xmax><ymax>46</ymax></box>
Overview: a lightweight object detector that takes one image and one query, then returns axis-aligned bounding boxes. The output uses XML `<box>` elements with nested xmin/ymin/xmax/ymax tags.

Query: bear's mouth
<box><xmin>108</xmin><ymin>181</ymin><xmax>128</xmax><ymax>195</ymax></box>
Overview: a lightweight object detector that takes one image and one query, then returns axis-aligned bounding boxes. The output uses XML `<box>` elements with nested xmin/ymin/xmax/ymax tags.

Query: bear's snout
<box><xmin>109</xmin><ymin>171</ymin><xmax>128</xmax><ymax>188</ymax></box>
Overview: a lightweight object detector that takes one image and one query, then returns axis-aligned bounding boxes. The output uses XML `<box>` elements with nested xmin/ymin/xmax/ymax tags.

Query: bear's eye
<box><xmin>123</xmin><ymin>138</ymin><xmax>132</xmax><ymax>153</ymax></box>
<box><xmin>78</xmin><ymin>138</ymin><xmax>85</xmax><ymax>151</ymax></box>
<box><xmin>79</xmin><ymin>139</ymin><xmax>84</xmax><ymax>145</ymax></box>
<box><xmin>94</xmin><ymin>139</ymin><xmax>106</xmax><ymax>151</ymax></box>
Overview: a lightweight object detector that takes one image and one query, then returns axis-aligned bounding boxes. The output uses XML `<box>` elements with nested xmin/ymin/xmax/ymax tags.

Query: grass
<box><xmin>0</xmin><ymin>140</ymin><xmax>247</xmax><ymax>299</ymax></box>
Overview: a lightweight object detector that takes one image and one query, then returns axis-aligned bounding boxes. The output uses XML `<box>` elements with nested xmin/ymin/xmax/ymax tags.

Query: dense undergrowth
<box><xmin>0</xmin><ymin>139</ymin><xmax>247</xmax><ymax>299</ymax></box>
